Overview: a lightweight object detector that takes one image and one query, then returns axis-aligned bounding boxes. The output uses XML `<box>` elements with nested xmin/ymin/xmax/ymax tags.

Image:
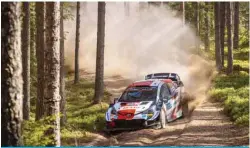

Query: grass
<box><xmin>61</xmin><ymin>78</ymin><xmax>112</xmax><ymax>145</ymax></box>
<box><xmin>23</xmin><ymin>76</ymin><xmax>112</xmax><ymax>146</ymax></box>
<box><xmin>208</xmin><ymin>47</ymin><xmax>249</xmax><ymax>126</ymax></box>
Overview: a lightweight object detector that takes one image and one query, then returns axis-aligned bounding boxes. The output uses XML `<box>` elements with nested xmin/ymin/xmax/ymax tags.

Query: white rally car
<box><xmin>105</xmin><ymin>78</ymin><xmax>188</xmax><ymax>131</ymax></box>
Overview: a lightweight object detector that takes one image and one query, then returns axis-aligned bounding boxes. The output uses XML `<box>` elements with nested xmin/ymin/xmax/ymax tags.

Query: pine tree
<box><xmin>214</xmin><ymin>2</ymin><xmax>222</xmax><ymax>71</ymax></box>
<box><xmin>60</xmin><ymin>2</ymin><xmax>66</xmax><ymax>126</ymax></box>
<box><xmin>226</xmin><ymin>2</ymin><xmax>233</xmax><ymax>74</ymax></box>
<box><xmin>233</xmin><ymin>2</ymin><xmax>239</xmax><ymax>50</ymax></box>
<box><xmin>2</xmin><ymin>2</ymin><xmax>23</xmax><ymax>146</ymax></box>
<box><xmin>74</xmin><ymin>2</ymin><xmax>80</xmax><ymax>84</ymax></box>
<box><xmin>44</xmin><ymin>2</ymin><xmax>61</xmax><ymax>146</ymax></box>
<box><xmin>204</xmin><ymin>2</ymin><xmax>210</xmax><ymax>51</ymax></box>
<box><xmin>94</xmin><ymin>2</ymin><xmax>106</xmax><ymax>104</ymax></box>
<box><xmin>21</xmin><ymin>2</ymin><xmax>30</xmax><ymax>120</ymax></box>
<box><xmin>35</xmin><ymin>2</ymin><xmax>45</xmax><ymax>121</ymax></box>
<box><xmin>220</xmin><ymin>2</ymin><xmax>226</xmax><ymax>67</ymax></box>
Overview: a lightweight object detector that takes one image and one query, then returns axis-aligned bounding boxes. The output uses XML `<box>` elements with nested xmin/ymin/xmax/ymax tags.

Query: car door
<box><xmin>160</xmin><ymin>84</ymin><xmax>175</xmax><ymax>122</ymax></box>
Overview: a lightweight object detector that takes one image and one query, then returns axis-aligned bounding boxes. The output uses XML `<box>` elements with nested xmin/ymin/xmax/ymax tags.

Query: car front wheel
<box><xmin>160</xmin><ymin>109</ymin><xmax>166</xmax><ymax>129</ymax></box>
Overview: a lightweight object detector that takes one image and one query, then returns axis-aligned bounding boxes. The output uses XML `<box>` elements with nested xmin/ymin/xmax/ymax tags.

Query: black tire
<box><xmin>160</xmin><ymin>109</ymin><xmax>166</xmax><ymax>129</ymax></box>
<box><xmin>182</xmin><ymin>102</ymin><xmax>189</xmax><ymax>118</ymax></box>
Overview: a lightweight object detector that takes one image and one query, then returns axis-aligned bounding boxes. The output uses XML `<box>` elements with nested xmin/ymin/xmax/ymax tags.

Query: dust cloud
<box><xmin>64</xmin><ymin>2</ymin><xmax>216</xmax><ymax>106</ymax></box>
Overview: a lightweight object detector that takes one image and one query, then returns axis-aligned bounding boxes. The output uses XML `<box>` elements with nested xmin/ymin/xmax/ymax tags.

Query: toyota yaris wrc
<box><xmin>105</xmin><ymin>79</ymin><xmax>188</xmax><ymax>131</ymax></box>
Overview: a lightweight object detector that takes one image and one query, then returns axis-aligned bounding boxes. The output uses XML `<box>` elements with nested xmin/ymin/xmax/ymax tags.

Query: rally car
<box><xmin>105</xmin><ymin>79</ymin><xmax>189</xmax><ymax>131</ymax></box>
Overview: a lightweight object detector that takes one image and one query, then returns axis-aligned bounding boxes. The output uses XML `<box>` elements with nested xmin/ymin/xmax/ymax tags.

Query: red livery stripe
<box><xmin>129</xmin><ymin>80</ymin><xmax>153</xmax><ymax>87</ymax></box>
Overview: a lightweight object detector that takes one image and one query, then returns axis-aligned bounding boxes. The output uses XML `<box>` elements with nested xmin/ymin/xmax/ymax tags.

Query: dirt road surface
<box><xmin>81</xmin><ymin>73</ymin><xmax>249</xmax><ymax>146</ymax></box>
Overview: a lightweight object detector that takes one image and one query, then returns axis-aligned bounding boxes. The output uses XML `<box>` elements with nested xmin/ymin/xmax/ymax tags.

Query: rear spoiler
<box><xmin>145</xmin><ymin>73</ymin><xmax>177</xmax><ymax>80</ymax></box>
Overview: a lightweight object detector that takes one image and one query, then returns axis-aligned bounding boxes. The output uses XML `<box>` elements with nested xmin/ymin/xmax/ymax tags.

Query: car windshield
<box><xmin>119</xmin><ymin>86</ymin><xmax>158</xmax><ymax>102</ymax></box>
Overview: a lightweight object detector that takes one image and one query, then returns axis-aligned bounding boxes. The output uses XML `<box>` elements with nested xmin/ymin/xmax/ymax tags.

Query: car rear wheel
<box><xmin>160</xmin><ymin>109</ymin><xmax>166</xmax><ymax>129</ymax></box>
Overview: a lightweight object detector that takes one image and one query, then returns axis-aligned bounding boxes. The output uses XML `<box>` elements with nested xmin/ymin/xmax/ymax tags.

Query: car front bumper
<box><xmin>105</xmin><ymin>119</ymin><xmax>159</xmax><ymax>131</ymax></box>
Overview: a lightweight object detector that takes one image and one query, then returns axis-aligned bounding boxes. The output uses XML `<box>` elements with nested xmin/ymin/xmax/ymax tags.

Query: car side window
<box><xmin>160</xmin><ymin>86</ymin><xmax>165</xmax><ymax>100</ymax></box>
<box><xmin>164</xmin><ymin>84</ymin><xmax>171</xmax><ymax>96</ymax></box>
<box><xmin>160</xmin><ymin>84</ymin><xmax>171</xmax><ymax>100</ymax></box>
<box><xmin>176</xmin><ymin>75</ymin><xmax>180</xmax><ymax>81</ymax></box>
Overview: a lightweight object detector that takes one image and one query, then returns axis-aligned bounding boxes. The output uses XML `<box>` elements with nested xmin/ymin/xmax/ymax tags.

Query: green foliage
<box><xmin>65</xmin><ymin>78</ymin><xmax>111</xmax><ymax>131</ymax></box>
<box><xmin>22</xmin><ymin>116</ymin><xmax>56</xmax><ymax>146</ymax></box>
<box><xmin>224</xmin><ymin>96</ymin><xmax>249</xmax><ymax>126</ymax></box>
<box><xmin>209</xmin><ymin>47</ymin><xmax>249</xmax><ymax>126</ymax></box>
<box><xmin>213</xmin><ymin>72</ymin><xmax>248</xmax><ymax>89</ymax></box>
<box><xmin>62</xmin><ymin>78</ymin><xmax>111</xmax><ymax>145</ymax></box>
<box><xmin>208</xmin><ymin>87</ymin><xmax>235</xmax><ymax>102</ymax></box>
<box><xmin>63</xmin><ymin>2</ymin><xmax>75</xmax><ymax>20</ymax></box>
<box><xmin>26</xmin><ymin>76</ymin><xmax>112</xmax><ymax>146</ymax></box>
<box><xmin>209</xmin><ymin>73</ymin><xmax>249</xmax><ymax>126</ymax></box>
<box><xmin>235</xmin><ymin>114</ymin><xmax>249</xmax><ymax>126</ymax></box>
<box><xmin>239</xmin><ymin>26</ymin><xmax>249</xmax><ymax>48</ymax></box>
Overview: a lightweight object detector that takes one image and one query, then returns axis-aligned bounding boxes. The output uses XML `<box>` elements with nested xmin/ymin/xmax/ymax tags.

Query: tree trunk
<box><xmin>226</xmin><ymin>2</ymin><xmax>233</xmax><ymax>74</ymax></box>
<box><xmin>194</xmin><ymin>2</ymin><xmax>199</xmax><ymax>36</ymax></box>
<box><xmin>233</xmin><ymin>2</ymin><xmax>239</xmax><ymax>50</ymax></box>
<box><xmin>30</xmin><ymin>3</ymin><xmax>36</xmax><ymax>60</ymax></box>
<box><xmin>44</xmin><ymin>2</ymin><xmax>61</xmax><ymax>146</ymax></box>
<box><xmin>214</xmin><ymin>2</ymin><xmax>222</xmax><ymax>71</ymax></box>
<box><xmin>94</xmin><ymin>2</ymin><xmax>106</xmax><ymax>104</ymax></box>
<box><xmin>204</xmin><ymin>2</ymin><xmax>210</xmax><ymax>51</ymax></box>
<box><xmin>60</xmin><ymin>2</ymin><xmax>66</xmax><ymax>126</ymax></box>
<box><xmin>194</xmin><ymin>2</ymin><xmax>199</xmax><ymax>51</ymax></box>
<box><xmin>220</xmin><ymin>2</ymin><xmax>226</xmax><ymax>67</ymax></box>
<box><xmin>1</xmin><ymin>2</ymin><xmax>23</xmax><ymax>146</ymax></box>
<box><xmin>124</xmin><ymin>2</ymin><xmax>130</xmax><ymax>17</ymax></box>
<box><xmin>21</xmin><ymin>2</ymin><xmax>30</xmax><ymax>120</ymax></box>
<box><xmin>35</xmin><ymin>2</ymin><xmax>45</xmax><ymax>121</ymax></box>
<box><xmin>180</xmin><ymin>2</ymin><xmax>185</xmax><ymax>25</ymax></box>
<box><xmin>74</xmin><ymin>2</ymin><xmax>80</xmax><ymax>84</ymax></box>
<box><xmin>139</xmin><ymin>2</ymin><xmax>148</xmax><ymax>12</ymax></box>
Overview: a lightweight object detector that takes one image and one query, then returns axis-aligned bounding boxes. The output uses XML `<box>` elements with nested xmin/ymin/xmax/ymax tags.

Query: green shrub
<box><xmin>224</xmin><ymin>96</ymin><xmax>249</xmax><ymax>126</ymax></box>
<box><xmin>209</xmin><ymin>50</ymin><xmax>249</xmax><ymax>127</ymax></box>
<box><xmin>22</xmin><ymin>116</ymin><xmax>56</xmax><ymax>146</ymax></box>
<box><xmin>235</xmin><ymin>114</ymin><xmax>249</xmax><ymax>126</ymax></box>
<box><xmin>25</xmin><ymin>77</ymin><xmax>112</xmax><ymax>146</ymax></box>
<box><xmin>208</xmin><ymin>87</ymin><xmax>235</xmax><ymax>102</ymax></box>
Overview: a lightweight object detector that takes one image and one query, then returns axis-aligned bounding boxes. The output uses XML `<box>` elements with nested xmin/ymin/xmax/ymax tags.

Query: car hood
<box><xmin>113</xmin><ymin>101</ymin><xmax>154</xmax><ymax>114</ymax></box>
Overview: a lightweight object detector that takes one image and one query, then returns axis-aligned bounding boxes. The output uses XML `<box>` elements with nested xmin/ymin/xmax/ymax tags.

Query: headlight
<box><xmin>142</xmin><ymin>106</ymin><xmax>155</xmax><ymax>119</ymax></box>
<box><xmin>147</xmin><ymin>109</ymin><xmax>154</xmax><ymax>119</ymax></box>
<box><xmin>111</xmin><ymin>107</ymin><xmax>117</xmax><ymax>115</ymax></box>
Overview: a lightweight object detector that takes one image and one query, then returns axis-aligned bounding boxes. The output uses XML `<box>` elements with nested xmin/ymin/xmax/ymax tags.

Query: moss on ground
<box><xmin>23</xmin><ymin>76</ymin><xmax>112</xmax><ymax>146</ymax></box>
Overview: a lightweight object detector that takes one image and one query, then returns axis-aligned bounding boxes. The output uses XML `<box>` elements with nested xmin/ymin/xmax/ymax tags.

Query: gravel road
<box><xmin>81</xmin><ymin>74</ymin><xmax>249</xmax><ymax>146</ymax></box>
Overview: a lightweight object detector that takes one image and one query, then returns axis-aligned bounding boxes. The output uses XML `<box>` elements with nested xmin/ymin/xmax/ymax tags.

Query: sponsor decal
<box><xmin>167</xmin><ymin>103</ymin><xmax>172</xmax><ymax>109</ymax></box>
<box><xmin>150</xmin><ymin>80</ymin><xmax>162</xmax><ymax>87</ymax></box>
<box><xmin>126</xmin><ymin>113</ymin><xmax>132</xmax><ymax>117</ymax></box>
<box><xmin>117</xmin><ymin>109</ymin><xmax>135</xmax><ymax>120</ymax></box>
<box><xmin>127</xmin><ymin>102</ymin><xmax>140</xmax><ymax>106</ymax></box>
<box><xmin>142</xmin><ymin>114</ymin><xmax>147</xmax><ymax>119</ymax></box>
<box><xmin>171</xmin><ymin>106</ymin><xmax>177</xmax><ymax>119</ymax></box>
<box><xmin>106</xmin><ymin>112</ymin><xmax>109</xmax><ymax>121</ymax></box>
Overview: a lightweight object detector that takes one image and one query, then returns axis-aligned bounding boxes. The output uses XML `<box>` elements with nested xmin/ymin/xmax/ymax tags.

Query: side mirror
<box><xmin>109</xmin><ymin>103</ymin><xmax>114</xmax><ymax>108</ymax></box>
<box><xmin>179</xmin><ymin>81</ymin><xmax>184</xmax><ymax>87</ymax></box>
<box><xmin>113</xmin><ymin>98</ymin><xmax>118</xmax><ymax>104</ymax></box>
<box><xmin>109</xmin><ymin>98</ymin><xmax>118</xmax><ymax>108</ymax></box>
